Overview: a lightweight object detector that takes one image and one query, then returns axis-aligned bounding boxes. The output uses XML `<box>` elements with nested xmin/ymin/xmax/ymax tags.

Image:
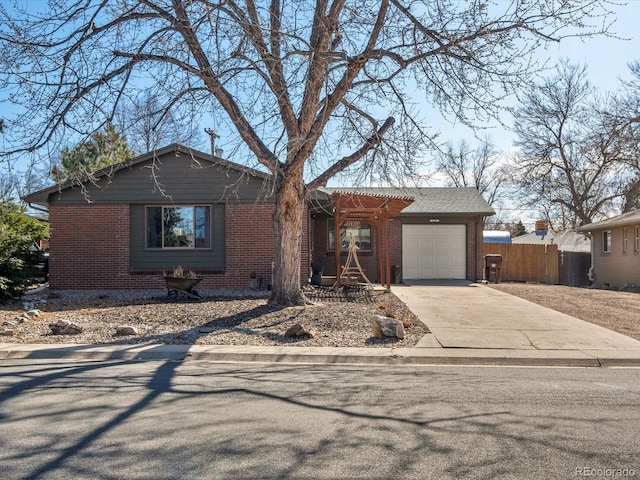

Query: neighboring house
<box><xmin>511</xmin><ymin>230</ymin><xmax>591</xmax><ymax>253</ymax></box>
<box><xmin>483</xmin><ymin>230</ymin><xmax>512</xmax><ymax>244</ymax></box>
<box><xmin>23</xmin><ymin>144</ymin><xmax>494</xmax><ymax>290</ymax></box>
<box><xmin>577</xmin><ymin>211</ymin><xmax>640</xmax><ymax>287</ymax></box>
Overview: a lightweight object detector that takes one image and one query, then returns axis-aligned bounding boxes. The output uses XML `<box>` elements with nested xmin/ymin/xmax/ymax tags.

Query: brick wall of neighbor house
<box><xmin>49</xmin><ymin>203</ymin><xmax>309</xmax><ymax>290</ymax></box>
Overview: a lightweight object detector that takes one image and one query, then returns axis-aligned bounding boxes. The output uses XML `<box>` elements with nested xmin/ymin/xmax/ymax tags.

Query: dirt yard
<box><xmin>489</xmin><ymin>283</ymin><xmax>640</xmax><ymax>341</ymax></box>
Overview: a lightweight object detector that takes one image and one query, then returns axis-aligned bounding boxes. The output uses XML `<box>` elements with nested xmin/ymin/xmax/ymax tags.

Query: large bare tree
<box><xmin>511</xmin><ymin>61</ymin><xmax>628</xmax><ymax>228</ymax></box>
<box><xmin>113</xmin><ymin>91</ymin><xmax>203</xmax><ymax>154</ymax></box>
<box><xmin>435</xmin><ymin>137</ymin><xmax>513</xmax><ymax>229</ymax></box>
<box><xmin>436</xmin><ymin>137</ymin><xmax>506</xmax><ymax>205</ymax></box>
<box><xmin>599</xmin><ymin>61</ymin><xmax>640</xmax><ymax>212</ymax></box>
<box><xmin>0</xmin><ymin>0</ymin><xmax>615</xmax><ymax>304</ymax></box>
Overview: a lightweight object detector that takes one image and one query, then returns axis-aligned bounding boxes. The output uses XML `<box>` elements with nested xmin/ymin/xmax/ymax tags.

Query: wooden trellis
<box><xmin>340</xmin><ymin>232</ymin><xmax>373</xmax><ymax>286</ymax></box>
<box><xmin>332</xmin><ymin>192</ymin><xmax>413</xmax><ymax>290</ymax></box>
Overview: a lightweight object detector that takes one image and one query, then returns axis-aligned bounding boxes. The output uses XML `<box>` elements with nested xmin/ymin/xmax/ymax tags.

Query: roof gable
<box><xmin>23</xmin><ymin>143</ymin><xmax>272</xmax><ymax>205</ymax></box>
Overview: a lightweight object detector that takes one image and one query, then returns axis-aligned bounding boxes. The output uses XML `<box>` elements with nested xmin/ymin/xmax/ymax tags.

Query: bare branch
<box><xmin>307</xmin><ymin>116</ymin><xmax>395</xmax><ymax>190</ymax></box>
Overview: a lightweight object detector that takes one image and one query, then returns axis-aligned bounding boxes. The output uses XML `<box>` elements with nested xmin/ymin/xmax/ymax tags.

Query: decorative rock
<box><xmin>371</xmin><ymin>315</ymin><xmax>405</xmax><ymax>339</ymax></box>
<box><xmin>3</xmin><ymin>320</ymin><xmax>18</xmax><ymax>327</ymax></box>
<box><xmin>49</xmin><ymin>320</ymin><xmax>83</xmax><ymax>335</ymax></box>
<box><xmin>285</xmin><ymin>323</ymin><xmax>317</xmax><ymax>339</ymax></box>
<box><xmin>1</xmin><ymin>329</ymin><xmax>14</xmax><ymax>336</ymax></box>
<box><xmin>115</xmin><ymin>326</ymin><xmax>139</xmax><ymax>336</ymax></box>
<box><xmin>25</xmin><ymin>309</ymin><xmax>41</xmax><ymax>318</ymax></box>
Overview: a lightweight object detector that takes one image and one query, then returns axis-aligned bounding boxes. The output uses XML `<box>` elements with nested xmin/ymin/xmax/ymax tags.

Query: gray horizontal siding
<box><xmin>48</xmin><ymin>151</ymin><xmax>274</xmax><ymax>205</ymax></box>
<box><xmin>129</xmin><ymin>204</ymin><xmax>226</xmax><ymax>271</ymax></box>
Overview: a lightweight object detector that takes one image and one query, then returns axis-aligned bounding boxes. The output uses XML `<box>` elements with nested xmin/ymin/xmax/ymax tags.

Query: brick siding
<box><xmin>48</xmin><ymin>204</ymin><xmax>136</xmax><ymax>289</ymax></box>
<box><xmin>467</xmin><ymin>218</ymin><xmax>485</xmax><ymax>281</ymax></box>
<box><xmin>49</xmin><ymin>203</ymin><xmax>309</xmax><ymax>290</ymax></box>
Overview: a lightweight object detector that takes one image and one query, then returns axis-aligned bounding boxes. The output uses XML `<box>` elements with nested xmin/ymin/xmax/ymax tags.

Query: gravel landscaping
<box><xmin>4</xmin><ymin>282</ymin><xmax>639</xmax><ymax>347</ymax></box>
<box><xmin>0</xmin><ymin>286</ymin><xmax>427</xmax><ymax>348</ymax></box>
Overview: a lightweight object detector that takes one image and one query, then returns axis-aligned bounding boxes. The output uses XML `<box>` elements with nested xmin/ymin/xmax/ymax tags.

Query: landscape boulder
<box><xmin>115</xmin><ymin>326</ymin><xmax>139</xmax><ymax>336</ymax></box>
<box><xmin>371</xmin><ymin>315</ymin><xmax>405</xmax><ymax>339</ymax></box>
<box><xmin>49</xmin><ymin>320</ymin><xmax>83</xmax><ymax>335</ymax></box>
<box><xmin>285</xmin><ymin>323</ymin><xmax>317</xmax><ymax>339</ymax></box>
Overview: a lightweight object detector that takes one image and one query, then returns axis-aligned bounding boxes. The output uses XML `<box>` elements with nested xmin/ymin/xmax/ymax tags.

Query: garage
<box><xmin>402</xmin><ymin>224</ymin><xmax>466</xmax><ymax>279</ymax></box>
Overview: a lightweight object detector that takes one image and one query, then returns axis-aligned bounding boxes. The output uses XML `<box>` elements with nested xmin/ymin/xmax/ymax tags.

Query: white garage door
<box><xmin>402</xmin><ymin>225</ymin><xmax>466</xmax><ymax>279</ymax></box>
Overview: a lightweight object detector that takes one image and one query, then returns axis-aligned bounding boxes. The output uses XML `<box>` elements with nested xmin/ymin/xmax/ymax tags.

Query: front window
<box><xmin>603</xmin><ymin>230</ymin><xmax>612</xmax><ymax>253</ymax></box>
<box><xmin>623</xmin><ymin>227</ymin><xmax>628</xmax><ymax>252</ymax></box>
<box><xmin>328</xmin><ymin>219</ymin><xmax>372</xmax><ymax>251</ymax></box>
<box><xmin>146</xmin><ymin>206</ymin><xmax>211</xmax><ymax>249</ymax></box>
<box><xmin>635</xmin><ymin>226</ymin><xmax>639</xmax><ymax>252</ymax></box>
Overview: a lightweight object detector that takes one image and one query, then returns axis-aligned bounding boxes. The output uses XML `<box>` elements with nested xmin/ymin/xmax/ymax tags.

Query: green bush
<box><xmin>0</xmin><ymin>202</ymin><xmax>49</xmax><ymax>302</ymax></box>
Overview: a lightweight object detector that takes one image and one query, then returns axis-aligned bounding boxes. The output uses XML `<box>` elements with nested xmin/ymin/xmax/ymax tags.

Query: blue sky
<box><xmin>554</xmin><ymin>0</ymin><xmax>640</xmax><ymax>92</ymax></box>
<box><xmin>422</xmin><ymin>0</ymin><xmax>640</xmax><ymax>225</ymax></box>
<box><xmin>435</xmin><ymin>0</ymin><xmax>640</xmax><ymax>153</ymax></box>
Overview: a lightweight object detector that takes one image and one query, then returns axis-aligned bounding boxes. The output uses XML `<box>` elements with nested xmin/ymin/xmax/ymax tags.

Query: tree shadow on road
<box><xmin>0</xmin><ymin>361</ymin><xmax>634</xmax><ymax>479</ymax></box>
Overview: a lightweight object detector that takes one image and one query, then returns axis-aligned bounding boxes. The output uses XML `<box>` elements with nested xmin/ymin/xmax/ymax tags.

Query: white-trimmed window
<box><xmin>635</xmin><ymin>226</ymin><xmax>639</xmax><ymax>252</ymax></box>
<box><xmin>328</xmin><ymin>219</ymin><xmax>372</xmax><ymax>251</ymax></box>
<box><xmin>146</xmin><ymin>206</ymin><xmax>211</xmax><ymax>249</ymax></box>
<box><xmin>603</xmin><ymin>230</ymin><xmax>612</xmax><ymax>253</ymax></box>
<box><xmin>623</xmin><ymin>227</ymin><xmax>629</xmax><ymax>252</ymax></box>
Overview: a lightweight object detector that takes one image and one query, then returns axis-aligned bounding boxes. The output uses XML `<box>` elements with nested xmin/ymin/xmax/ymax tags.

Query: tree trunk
<box><xmin>269</xmin><ymin>167</ymin><xmax>307</xmax><ymax>306</ymax></box>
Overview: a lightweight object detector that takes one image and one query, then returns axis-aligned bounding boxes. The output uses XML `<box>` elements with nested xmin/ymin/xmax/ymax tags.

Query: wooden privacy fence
<box><xmin>483</xmin><ymin>243</ymin><xmax>560</xmax><ymax>284</ymax></box>
<box><xmin>558</xmin><ymin>251</ymin><xmax>591</xmax><ymax>287</ymax></box>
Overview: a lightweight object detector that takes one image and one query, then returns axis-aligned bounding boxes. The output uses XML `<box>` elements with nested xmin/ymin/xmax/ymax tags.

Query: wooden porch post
<box><xmin>334</xmin><ymin>195</ymin><xmax>343</xmax><ymax>287</ymax></box>
<box><xmin>384</xmin><ymin>208</ymin><xmax>391</xmax><ymax>290</ymax></box>
<box><xmin>375</xmin><ymin>216</ymin><xmax>383</xmax><ymax>287</ymax></box>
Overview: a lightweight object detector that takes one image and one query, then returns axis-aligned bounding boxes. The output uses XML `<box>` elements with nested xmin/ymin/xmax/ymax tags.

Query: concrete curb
<box><xmin>2</xmin><ymin>343</ymin><xmax>640</xmax><ymax>367</ymax></box>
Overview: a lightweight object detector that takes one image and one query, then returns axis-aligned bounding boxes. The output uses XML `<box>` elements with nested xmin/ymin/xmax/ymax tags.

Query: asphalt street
<box><xmin>0</xmin><ymin>360</ymin><xmax>638</xmax><ymax>479</ymax></box>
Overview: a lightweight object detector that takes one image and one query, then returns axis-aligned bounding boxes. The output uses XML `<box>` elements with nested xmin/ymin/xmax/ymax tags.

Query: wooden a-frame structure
<box><xmin>332</xmin><ymin>191</ymin><xmax>414</xmax><ymax>290</ymax></box>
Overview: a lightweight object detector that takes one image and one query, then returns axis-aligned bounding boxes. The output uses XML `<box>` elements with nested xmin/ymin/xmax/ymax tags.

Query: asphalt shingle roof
<box><xmin>512</xmin><ymin>230</ymin><xmax>591</xmax><ymax>253</ymax></box>
<box><xmin>324</xmin><ymin>187</ymin><xmax>495</xmax><ymax>216</ymax></box>
<box><xmin>577</xmin><ymin>210</ymin><xmax>640</xmax><ymax>231</ymax></box>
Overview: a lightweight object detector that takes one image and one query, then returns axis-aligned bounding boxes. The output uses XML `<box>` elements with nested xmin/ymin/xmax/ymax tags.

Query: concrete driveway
<box><xmin>392</xmin><ymin>280</ymin><xmax>640</xmax><ymax>352</ymax></box>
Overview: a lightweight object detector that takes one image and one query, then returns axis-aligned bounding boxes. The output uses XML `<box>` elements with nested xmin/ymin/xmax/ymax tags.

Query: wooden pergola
<box><xmin>332</xmin><ymin>191</ymin><xmax>414</xmax><ymax>290</ymax></box>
